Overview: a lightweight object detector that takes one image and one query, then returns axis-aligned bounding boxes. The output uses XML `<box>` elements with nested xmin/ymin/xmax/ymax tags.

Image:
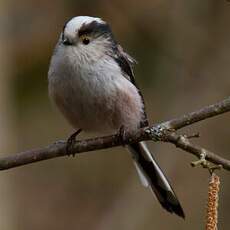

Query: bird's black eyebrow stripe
<box><xmin>78</xmin><ymin>21</ymin><xmax>113</xmax><ymax>37</ymax></box>
<box><xmin>61</xmin><ymin>20</ymin><xmax>69</xmax><ymax>41</ymax></box>
<box><xmin>62</xmin><ymin>20</ymin><xmax>68</xmax><ymax>34</ymax></box>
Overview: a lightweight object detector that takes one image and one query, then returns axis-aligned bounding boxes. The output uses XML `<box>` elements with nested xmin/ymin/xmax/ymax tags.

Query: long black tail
<box><xmin>128</xmin><ymin>142</ymin><xmax>185</xmax><ymax>218</ymax></box>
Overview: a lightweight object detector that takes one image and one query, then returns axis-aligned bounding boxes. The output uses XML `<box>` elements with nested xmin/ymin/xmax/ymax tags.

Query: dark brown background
<box><xmin>0</xmin><ymin>0</ymin><xmax>229</xmax><ymax>229</ymax></box>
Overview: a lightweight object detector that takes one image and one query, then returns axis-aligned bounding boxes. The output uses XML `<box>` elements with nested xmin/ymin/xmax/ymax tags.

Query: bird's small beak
<box><xmin>62</xmin><ymin>38</ymin><xmax>72</xmax><ymax>46</ymax></box>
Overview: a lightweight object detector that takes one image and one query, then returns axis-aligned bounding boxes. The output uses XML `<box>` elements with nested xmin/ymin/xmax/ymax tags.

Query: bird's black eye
<box><xmin>80</xmin><ymin>35</ymin><xmax>90</xmax><ymax>45</ymax></box>
<box><xmin>82</xmin><ymin>37</ymin><xmax>90</xmax><ymax>45</ymax></box>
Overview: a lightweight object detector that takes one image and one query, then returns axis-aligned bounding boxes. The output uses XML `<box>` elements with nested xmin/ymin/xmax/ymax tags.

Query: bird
<box><xmin>48</xmin><ymin>16</ymin><xmax>185</xmax><ymax>218</ymax></box>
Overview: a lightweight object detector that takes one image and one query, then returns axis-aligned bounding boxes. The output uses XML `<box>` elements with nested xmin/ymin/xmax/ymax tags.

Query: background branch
<box><xmin>1</xmin><ymin>97</ymin><xmax>230</xmax><ymax>171</ymax></box>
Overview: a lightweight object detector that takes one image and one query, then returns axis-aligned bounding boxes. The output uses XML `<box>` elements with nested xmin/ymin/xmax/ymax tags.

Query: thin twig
<box><xmin>166</xmin><ymin>133</ymin><xmax>230</xmax><ymax>170</ymax></box>
<box><xmin>0</xmin><ymin>97</ymin><xmax>230</xmax><ymax>171</ymax></box>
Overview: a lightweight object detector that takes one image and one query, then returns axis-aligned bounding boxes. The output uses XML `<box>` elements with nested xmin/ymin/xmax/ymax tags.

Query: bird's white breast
<box><xmin>48</xmin><ymin>46</ymin><xmax>144</xmax><ymax>134</ymax></box>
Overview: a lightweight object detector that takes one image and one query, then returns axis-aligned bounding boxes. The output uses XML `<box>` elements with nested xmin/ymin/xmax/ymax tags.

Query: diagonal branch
<box><xmin>165</xmin><ymin>133</ymin><xmax>230</xmax><ymax>170</ymax></box>
<box><xmin>0</xmin><ymin>97</ymin><xmax>230</xmax><ymax>171</ymax></box>
<box><xmin>162</xmin><ymin>96</ymin><xmax>230</xmax><ymax>130</ymax></box>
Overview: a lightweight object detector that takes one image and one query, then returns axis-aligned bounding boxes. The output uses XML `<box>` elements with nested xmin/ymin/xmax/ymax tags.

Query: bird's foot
<box><xmin>66</xmin><ymin>129</ymin><xmax>82</xmax><ymax>157</ymax></box>
<box><xmin>118</xmin><ymin>125</ymin><xmax>127</xmax><ymax>146</ymax></box>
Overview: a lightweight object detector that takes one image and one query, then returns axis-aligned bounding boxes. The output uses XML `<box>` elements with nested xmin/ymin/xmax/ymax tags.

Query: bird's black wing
<box><xmin>112</xmin><ymin>44</ymin><xmax>149</xmax><ymax>128</ymax></box>
<box><xmin>111</xmin><ymin>45</ymin><xmax>185</xmax><ymax>219</ymax></box>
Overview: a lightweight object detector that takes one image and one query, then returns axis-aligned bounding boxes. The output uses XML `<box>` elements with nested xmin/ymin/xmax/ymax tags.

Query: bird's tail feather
<box><xmin>128</xmin><ymin>142</ymin><xmax>185</xmax><ymax>218</ymax></box>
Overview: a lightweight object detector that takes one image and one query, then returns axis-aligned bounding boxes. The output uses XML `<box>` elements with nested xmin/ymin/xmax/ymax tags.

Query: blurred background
<box><xmin>0</xmin><ymin>0</ymin><xmax>230</xmax><ymax>229</ymax></box>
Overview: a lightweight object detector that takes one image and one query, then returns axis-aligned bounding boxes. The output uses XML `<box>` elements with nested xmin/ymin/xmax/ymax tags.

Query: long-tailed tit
<box><xmin>48</xmin><ymin>16</ymin><xmax>184</xmax><ymax>218</ymax></box>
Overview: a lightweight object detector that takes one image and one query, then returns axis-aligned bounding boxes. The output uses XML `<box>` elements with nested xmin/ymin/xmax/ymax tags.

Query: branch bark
<box><xmin>1</xmin><ymin>97</ymin><xmax>230</xmax><ymax>171</ymax></box>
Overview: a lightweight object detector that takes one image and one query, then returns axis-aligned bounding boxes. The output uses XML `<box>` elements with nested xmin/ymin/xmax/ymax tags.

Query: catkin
<box><xmin>206</xmin><ymin>174</ymin><xmax>220</xmax><ymax>230</ymax></box>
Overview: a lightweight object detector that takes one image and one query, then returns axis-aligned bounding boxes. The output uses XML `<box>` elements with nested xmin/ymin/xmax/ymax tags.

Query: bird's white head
<box><xmin>59</xmin><ymin>16</ymin><xmax>116</xmax><ymax>63</ymax></box>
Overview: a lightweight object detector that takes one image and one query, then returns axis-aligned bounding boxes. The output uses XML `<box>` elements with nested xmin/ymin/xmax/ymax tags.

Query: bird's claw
<box><xmin>118</xmin><ymin>125</ymin><xmax>127</xmax><ymax>146</ymax></box>
<box><xmin>66</xmin><ymin>129</ymin><xmax>82</xmax><ymax>157</ymax></box>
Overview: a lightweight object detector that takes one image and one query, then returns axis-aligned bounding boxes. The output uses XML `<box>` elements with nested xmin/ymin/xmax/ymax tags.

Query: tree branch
<box><xmin>1</xmin><ymin>97</ymin><xmax>230</xmax><ymax>171</ymax></box>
